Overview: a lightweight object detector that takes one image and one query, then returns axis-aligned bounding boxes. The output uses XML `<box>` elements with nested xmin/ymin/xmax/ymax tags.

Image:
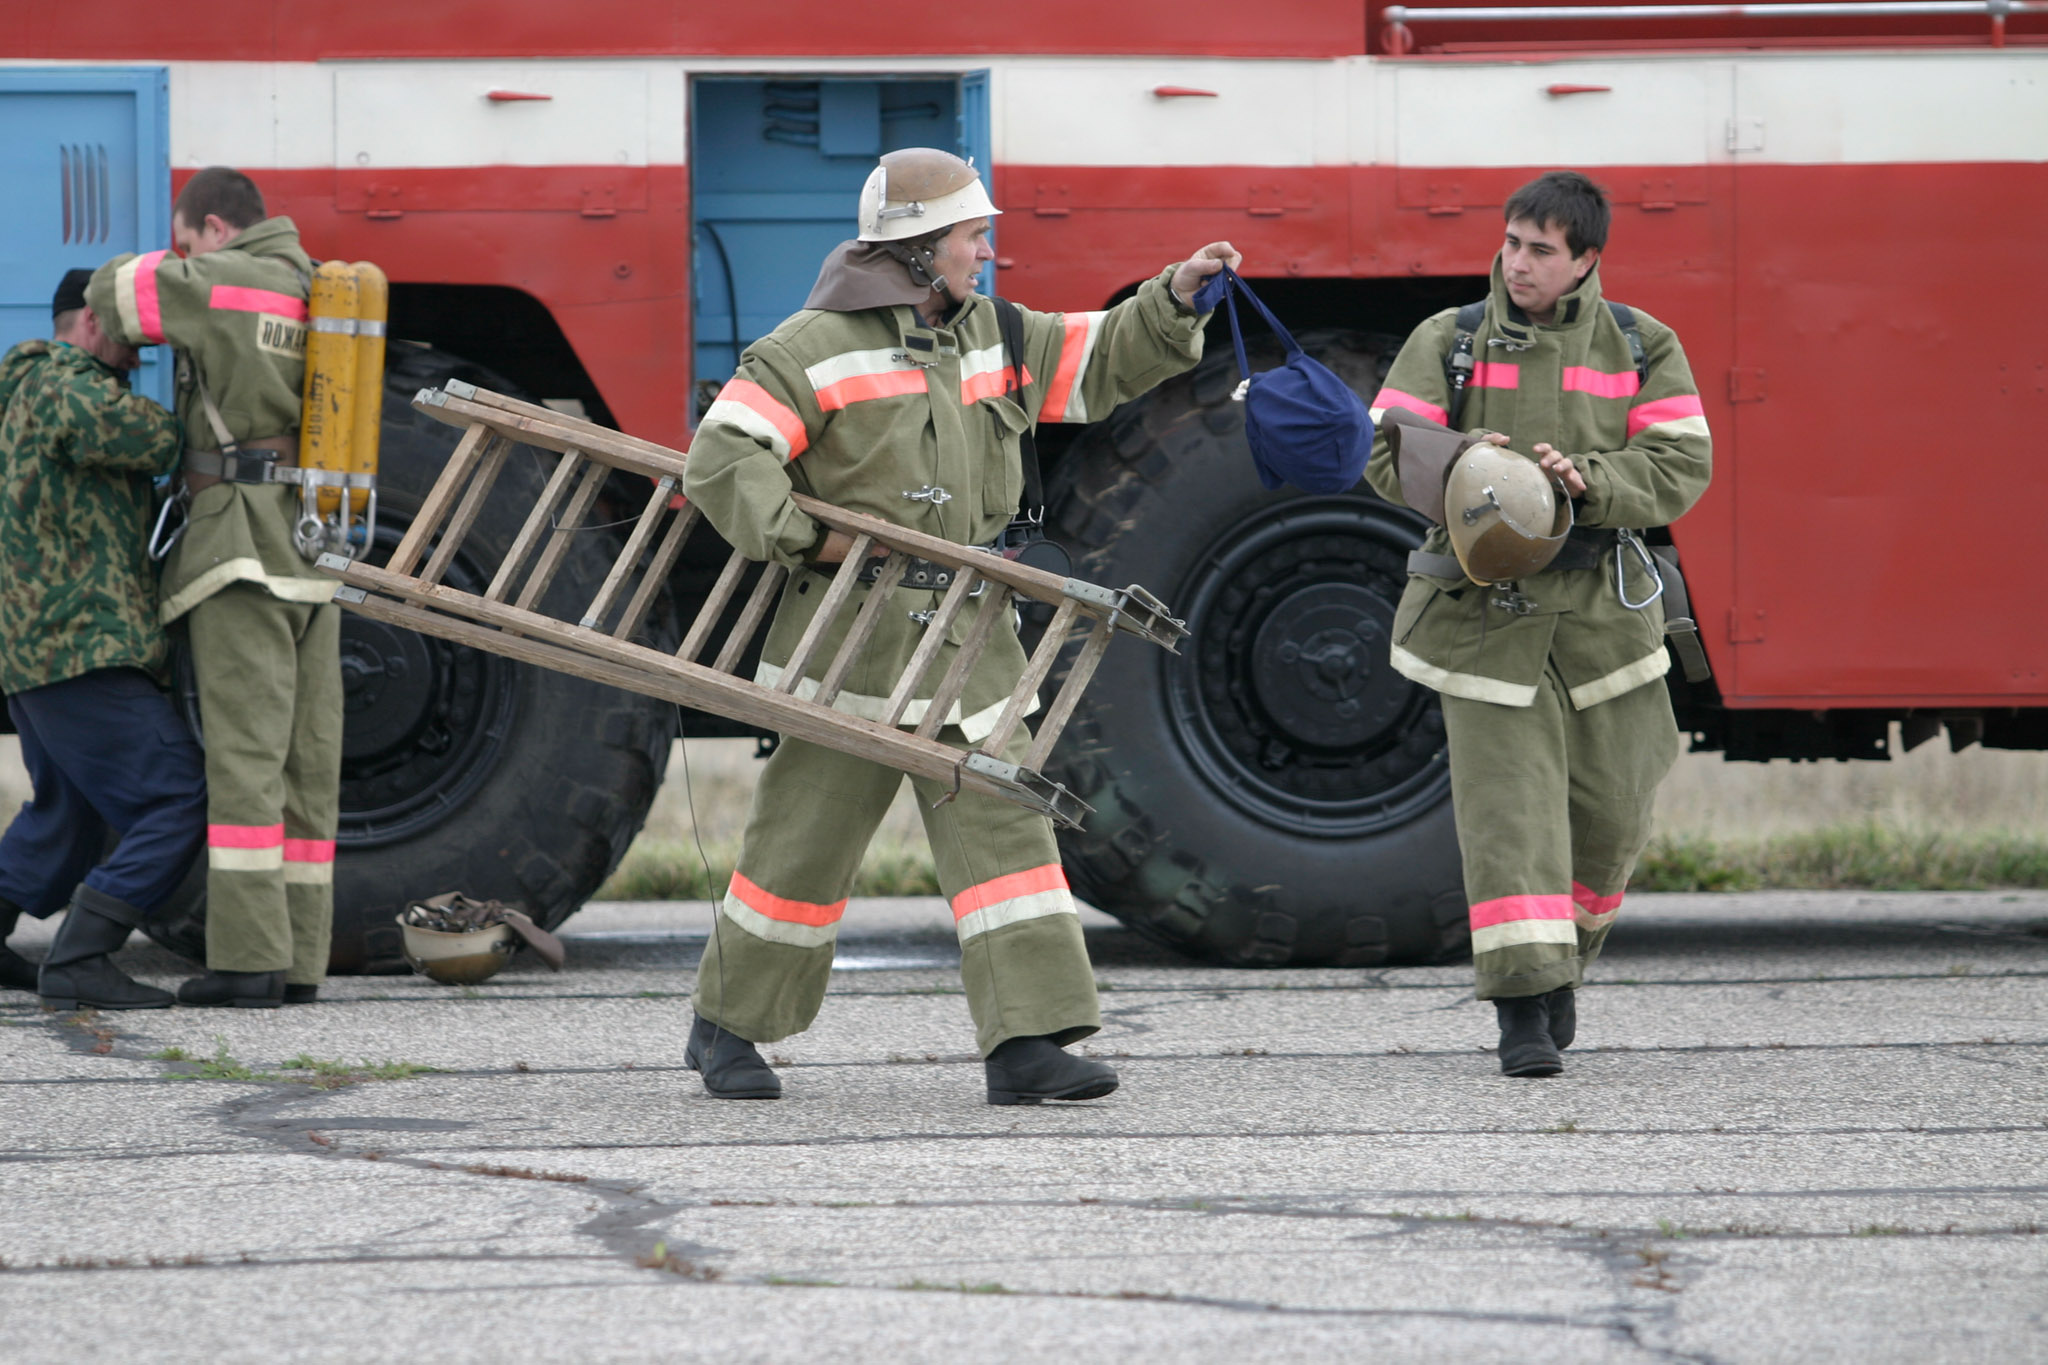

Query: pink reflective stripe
<box><xmin>1627</xmin><ymin>393</ymin><xmax>1706</xmax><ymax>439</ymax></box>
<box><xmin>1571</xmin><ymin>881</ymin><xmax>1624</xmax><ymax>917</ymax></box>
<box><xmin>813</xmin><ymin>368</ymin><xmax>927</xmax><ymax>412</ymax></box>
<box><xmin>729</xmin><ymin>871</ymin><xmax>846</xmax><ymax>927</ymax></box>
<box><xmin>131</xmin><ymin>250</ymin><xmax>168</xmax><ymax>345</ymax></box>
<box><xmin>283</xmin><ymin>838</ymin><xmax>336</xmax><ymax>864</ymax></box>
<box><xmin>208</xmin><ymin>823</ymin><xmax>285</xmax><ymax>850</ymax></box>
<box><xmin>1038</xmin><ymin>313</ymin><xmax>1095</xmax><ymax>422</ymax></box>
<box><xmin>1562</xmin><ymin>366</ymin><xmax>1640</xmax><ymax>399</ymax></box>
<box><xmin>1371</xmin><ymin>388</ymin><xmax>1449</xmax><ymax>425</ymax></box>
<box><xmin>717</xmin><ymin>379</ymin><xmax>810</xmax><ymax>458</ymax></box>
<box><xmin>960</xmin><ymin>364</ymin><xmax>1031</xmax><ymax>405</ymax></box>
<box><xmin>950</xmin><ymin>863</ymin><xmax>1068</xmax><ymax>920</ymax></box>
<box><xmin>1470</xmin><ymin>361</ymin><xmax>1519</xmax><ymax>390</ymax></box>
<box><xmin>1468</xmin><ymin>893</ymin><xmax>1576</xmax><ymax>930</ymax></box>
<box><xmin>209</xmin><ymin>285</ymin><xmax>309</xmax><ymax>322</ymax></box>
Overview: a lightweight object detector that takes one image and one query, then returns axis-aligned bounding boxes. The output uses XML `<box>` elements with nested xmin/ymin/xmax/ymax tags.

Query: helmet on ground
<box><xmin>857</xmin><ymin>148</ymin><xmax>1000</xmax><ymax>243</ymax></box>
<box><xmin>1444</xmin><ymin>443</ymin><xmax>1573</xmax><ymax>584</ymax></box>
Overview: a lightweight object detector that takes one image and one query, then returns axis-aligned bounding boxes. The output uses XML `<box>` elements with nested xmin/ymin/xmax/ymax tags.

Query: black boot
<box><xmin>37</xmin><ymin>889</ymin><xmax>173</xmax><ymax>1011</ymax></box>
<box><xmin>1545</xmin><ymin>985</ymin><xmax>1577</xmax><ymax>1050</ymax></box>
<box><xmin>1495</xmin><ymin>995</ymin><xmax>1563</xmax><ymax>1077</ymax></box>
<box><xmin>283</xmin><ymin>983</ymin><xmax>319</xmax><ymax>1005</ymax></box>
<box><xmin>177</xmin><ymin>969</ymin><xmax>285</xmax><ymax>1009</ymax></box>
<box><xmin>985</xmin><ymin>1035</ymin><xmax>1119</xmax><ymax>1105</ymax></box>
<box><xmin>685</xmin><ymin>1013</ymin><xmax>781</xmax><ymax>1099</ymax></box>
<box><xmin>0</xmin><ymin>899</ymin><xmax>37</xmax><ymax>994</ymax></box>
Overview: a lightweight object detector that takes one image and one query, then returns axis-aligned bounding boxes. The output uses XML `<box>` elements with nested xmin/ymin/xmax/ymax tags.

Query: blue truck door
<box><xmin>689</xmin><ymin>71</ymin><xmax>994</xmax><ymax>411</ymax></box>
<box><xmin>0</xmin><ymin>68</ymin><xmax>172</xmax><ymax>406</ymax></box>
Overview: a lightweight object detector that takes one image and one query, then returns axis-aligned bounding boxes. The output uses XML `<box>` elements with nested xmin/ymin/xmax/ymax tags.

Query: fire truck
<box><xmin>4</xmin><ymin>2</ymin><xmax>2045</xmax><ymax>972</ymax></box>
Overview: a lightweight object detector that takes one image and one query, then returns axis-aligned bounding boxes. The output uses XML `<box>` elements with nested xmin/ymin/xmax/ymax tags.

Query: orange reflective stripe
<box><xmin>950</xmin><ymin>863</ymin><xmax>1068</xmax><ymax>920</ymax></box>
<box><xmin>729</xmin><ymin>870</ymin><xmax>846</xmax><ymax>927</ymax></box>
<box><xmin>711</xmin><ymin>378</ymin><xmax>810</xmax><ymax>458</ymax></box>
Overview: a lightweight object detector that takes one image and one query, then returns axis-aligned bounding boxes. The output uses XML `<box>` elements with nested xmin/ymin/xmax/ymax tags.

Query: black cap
<box><xmin>51</xmin><ymin>268</ymin><xmax>94</xmax><ymax>320</ymax></box>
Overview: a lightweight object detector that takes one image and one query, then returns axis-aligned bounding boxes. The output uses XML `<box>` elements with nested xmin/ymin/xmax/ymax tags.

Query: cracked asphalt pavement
<box><xmin>3</xmin><ymin>891</ymin><xmax>2045</xmax><ymax>1362</ymax></box>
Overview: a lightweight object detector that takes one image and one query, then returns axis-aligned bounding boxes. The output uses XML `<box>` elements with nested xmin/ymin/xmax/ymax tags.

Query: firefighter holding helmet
<box><xmin>1365</xmin><ymin>171</ymin><xmax>1713</xmax><ymax>1077</ymax></box>
<box><xmin>683</xmin><ymin>147</ymin><xmax>1240</xmax><ymax>1103</ymax></box>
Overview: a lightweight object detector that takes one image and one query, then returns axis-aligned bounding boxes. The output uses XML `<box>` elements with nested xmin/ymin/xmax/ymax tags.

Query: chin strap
<box><xmin>882</xmin><ymin>240</ymin><xmax>948</xmax><ymax>298</ymax></box>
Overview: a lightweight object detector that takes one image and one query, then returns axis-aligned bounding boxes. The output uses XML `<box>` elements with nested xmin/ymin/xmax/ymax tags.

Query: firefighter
<box><xmin>0</xmin><ymin>269</ymin><xmax>206</xmax><ymax>1009</ymax></box>
<box><xmin>683</xmin><ymin>147</ymin><xmax>1239</xmax><ymax>1103</ymax></box>
<box><xmin>1364</xmin><ymin>171</ymin><xmax>1712</xmax><ymax>1076</ymax></box>
<box><xmin>86</xmin><ymin>167</ymin><xmax>341</xmax><ymax>1009</ymax></box>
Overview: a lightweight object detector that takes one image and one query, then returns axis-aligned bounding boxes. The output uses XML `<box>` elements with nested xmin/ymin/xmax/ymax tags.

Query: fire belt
<box><xmin>853</xmin><ymin>537</ymin><xmax>1002</xmax><ymax>591</ymax></box>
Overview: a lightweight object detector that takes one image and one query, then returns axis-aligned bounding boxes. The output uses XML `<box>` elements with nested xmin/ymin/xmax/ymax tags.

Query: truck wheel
<box><xmin>1044</xmin><ymin>329</ymin><xmax>1469</xmax><ymax>967</ymax></box>
<box><xmin>143</xmin><ymin>345</ymin><xmax>673</xmax><ymax>973</ymax></box>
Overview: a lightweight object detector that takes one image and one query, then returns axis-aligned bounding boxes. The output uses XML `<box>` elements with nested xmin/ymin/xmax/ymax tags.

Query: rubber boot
<box><xmin>177</xmin><ymin>969</ymin><xmax>285</xmax><ymax>1009</ymax></box>
<box><xmin>985</xmin><ymin>1034</ymin><xmax>1119</xmax><ymax>1105</ymax></box>
<box><xmin>1545</xmin><ymin>985</ymin><xmax>1577</xmax><ymax>1051</ymax></box>
<box><xmin>283</xmin><ymin>983</ymin><xmax>319</xmax><ymax>1005</ymax></box>
<box><xmin>0</xmin><ymin>899</ymin><xmax>37</xmax><ymax>994</ymax></box>
<box><xmin>37</xmin><ymin>888</ymin><xmax>174</xmax><ymax>1011</ymax></box>
<box><xmin>1495</xmin><ymin>995</ymin><xmax>1563</xmax><ymax>1077</ymax></box>
<box><xmin>685</xmin><ymin>1013</ymin><xmax>781</xmax><ymax>1099</ymax></box>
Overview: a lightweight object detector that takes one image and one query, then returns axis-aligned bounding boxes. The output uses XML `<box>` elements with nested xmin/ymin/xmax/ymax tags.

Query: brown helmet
<box><xmin>1444</xmin><ymin>443</ymin><xmax>1573</xmax><ymax>584</ymax></box>
<box><xmin>857</xmin><ymin>148</ymin><xmax>1000</xmax><ymax>242</ymax></box>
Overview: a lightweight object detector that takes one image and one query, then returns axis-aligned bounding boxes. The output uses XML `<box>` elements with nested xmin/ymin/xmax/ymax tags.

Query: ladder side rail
<box><xmin>419</xmin><ymin>434</ymin><xmax>513</xmax><ymax>587</ymax></box>
<box><xmin>434</xmin><ymin>381</ymin><xmax>691</xmax><ymax>470</ymax></box>
<box><xmin>416</xmin><ymin>391</ymin><xmax>685</xmax><ymax>482</ymax></box>
<box><xmin>613</xmin><ymin>501</ymin><xmax>701</xmax><ymax>642</ymax></box>
<box><xmin>979</xmin><ymin>597</ymin><xmax>1081</xmax><ymax>757</ymax></box>
<box><xmin>813</xmin><ymin>552</ymin><xmax>910</xmax><ymax>707</ymax></box>
<box><xmin>678</xmin><ymin>550</ymin><xmax>751</xmax><ymax>663</ymax></box>
<box><xmin>879</xmin><ymin>571</ymin><xmax>980</xmax><ymax>728</ymax></box>
<box><xmin>386</xmin><ymin>424</ymin><xmax>493</xmax><ymax>577</ymax></box>
<box><xmin>580</xmin><ymin>474</ymin><xmax>676</xmax><ymax>631</ymax></box>
<box><xmin>913</xmin><ymin>583</ymin><xmax>1012</xmax><ymax>741</ymax></box>
<box><xmin>709</xmin><ymin>563</ymin><xmax>789</xmax><ymax>674</ymax></box>
<box><xmin>486</xmin><ymin>447</ymin><xmax>585</xmax><ymax>603</ymax></box>
<box><xmin>1023</xmin><ymin>617</ymin><xmax>1117</xmax><ymax>771</ymax></box>
<box><xmin>774</xmin><ymin>536</ymin><xmax>875</xmax><ymax>693</ymax></box>
<box><xmin>513</xmin><ymin>458</ymin><xmax>611</xmax><ymax>612</ymax></box>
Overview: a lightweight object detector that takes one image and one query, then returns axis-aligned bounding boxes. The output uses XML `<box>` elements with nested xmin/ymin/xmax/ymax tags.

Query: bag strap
<box><xmin>1216</xmin><ymin>266</ymin><xmax>1303</xmax><ymax>386</ymax></box>
<box><xmin>990</xmin><ymin>296</ymin><xmax>1044</xmax><ymax>520</ymax></box>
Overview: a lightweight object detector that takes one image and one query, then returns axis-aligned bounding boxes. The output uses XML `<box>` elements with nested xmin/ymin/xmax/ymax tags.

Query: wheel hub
<box><xmin>1250</xmin><ymin>583</ymin><xmax>1404</xmax><ymax>750</ymax></box>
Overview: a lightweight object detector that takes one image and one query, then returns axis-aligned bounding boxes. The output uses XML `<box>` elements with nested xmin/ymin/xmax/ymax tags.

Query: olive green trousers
<box><xmin>1442</xmin><ymin>662</ymin><xmax>1679</xmax><ymax>1000</ymax></box>
<box><xmin>693</xmin><ymin>725</ymin><xmax>1101</xmax><ymax>1057</ymax></box>
<box><xmin>185</xmin><ymin>585</ymin><xmax>342</xmax><ymax>983</ymax></box>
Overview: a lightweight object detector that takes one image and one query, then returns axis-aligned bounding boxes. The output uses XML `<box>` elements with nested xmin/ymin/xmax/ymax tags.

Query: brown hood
<box><xmin>804</xmin><ymin>240</ymin><xmax>939</xmax><ymax>312</ymax></box>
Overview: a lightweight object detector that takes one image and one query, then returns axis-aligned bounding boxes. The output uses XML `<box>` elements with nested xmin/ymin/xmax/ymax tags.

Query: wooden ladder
<box><xmin>316</xmin><ymin>382</ymin><xmax>1187</xmax><ymax>828</ymax></box>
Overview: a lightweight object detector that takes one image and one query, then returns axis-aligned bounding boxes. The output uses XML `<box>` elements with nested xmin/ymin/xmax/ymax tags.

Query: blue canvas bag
<box><xmin>1194</xmin><ymin>266</ymin><xmax>1375</xmax><ymax>494</ymax></box>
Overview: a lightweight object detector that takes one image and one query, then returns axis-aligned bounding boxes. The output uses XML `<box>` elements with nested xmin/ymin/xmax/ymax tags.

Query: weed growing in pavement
<box><xmin>147</xmin><ymin>1047</ymin><xmax>191</xmax><ymax>1062</ymax></box>
<box><xmin>1854</xmin><ymin>1224</ymin><xmax>1909</xmax><ymax>1237</ymax></box>
<box><xmin>168</xmin><ymin>1037</ymin><xmax>274</xmax><ymax>1082</ymax></box>
<box><xmin>1636</xmin><ymin>822</ymin><xmax>2048</xmax><ymax>891</ymax></box>
<box><xmin>763</xmin><ymin>1275</ymin><xmax>841</xmax><ymax>1287</ymax></box>
<box><xmin>639</xmin><ymin>1241</ymin><xmax>720</xmax><ymax>1280</ymax></box>
<box><xmin>457</xmin><ymin>1163</ymin><xmax>588</xmax><ymax>1184</ymax></box>
<box><xmin>900</xmin><ymin>1279</ymin><xmax>1011</xmax><ymax>1295</ymax></box>
<box><xmin>1549</xmin><ymin>1119</ymin><xmax>1582</xmax><ymax>1133</ymax></box>
<box><xmin>278</xmin><ymin>1055</ymin><xmax>442</xmax><ymax>1088</ymax></box>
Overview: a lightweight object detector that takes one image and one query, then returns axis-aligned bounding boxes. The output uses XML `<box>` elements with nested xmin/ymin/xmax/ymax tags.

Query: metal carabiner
<box><xmin>148</xmin><ymin>486</ymin><xmax>190</xmax><ymax>562</ymax></box>
<box><xmin>902</xmin><ymin>485</ymin><xmax>952</xmax><ymax>505</ymax></box>
<box><xmin>1616</xmin><ymin>529</ymin><xmax>1666</xmax><ymax>612</ymax></box>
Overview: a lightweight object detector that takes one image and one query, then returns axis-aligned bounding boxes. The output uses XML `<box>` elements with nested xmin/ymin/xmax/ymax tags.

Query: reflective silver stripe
<box><xmin>356</xmin><ymin>319</ymin><xmax>387</xmax><ymax>338</ymax></box>
<box><xmin>310</xmin><ymin>316</ymin><xmax>359</xmax><ymax>335</ymax></box>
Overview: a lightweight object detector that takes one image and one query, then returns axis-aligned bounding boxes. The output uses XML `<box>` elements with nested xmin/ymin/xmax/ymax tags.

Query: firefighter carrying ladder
<box><xmin>314</xmin><ymin>381</ymin><xmax>1187</xmax><ymax>829</ymax></box>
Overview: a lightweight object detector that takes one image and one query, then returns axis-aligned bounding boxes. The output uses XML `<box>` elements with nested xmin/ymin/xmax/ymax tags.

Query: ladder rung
<box><xmin>775</xmin><ymin>537</ymin><xmax>873</xmax><ymax>694</ymax></box>
<box><xmin>814</xmin><ymin>551</ymin><xmax>909</xmax><ymax>708</ymax></box>
<box><xmin>420</xmin><ymin>434</ymin><xmax>511</xmax><ymax>587</ymax></box>
<box><xmin>980</xmin><ymin>597</ymin><xmax>1081</xmax><ymax>757</ymax></box>
<box><xmin>914</xmin><ymin>583</ymin><xmax>1011</xmax><ymax>740</ymax></box>
<box><xmin>678</xmin><ymin>549</ymin><xmax>750</xmax><ymax>663</ymax></box>
<box><xmin>879</xmin><ymin>571</ymin><xmax>979</xmax><ymax>728</ymax></box>
<box><xmin>613</xmin><ymin>499</ymin><xmax>700</xmax><ymax>642</ymax></box>
<box><xmin>388</xmin><ymin>424</ymin><xmax>492</xmax><ymax>577</ymax></box>
<box><xmin>711</xmin><ymin>563</ymin><xmax>788</xmax><ymax>674</ymax></box>
<box><xmin>580</xmin><ymin>475</ymin><xmax>675</xmax><ymax>630</ymax></box>
<box><xmin>1025</xmin><ymin>617</ymin><xmax>1115</xmax><ymax>771</ymax></box>
<box><xmin>514</xmin><ymin>458</ymin><xmax>610</xmax><ymax>612</ymax></box>
<box><xmin>487</xmin><ymin>448</ymin><xmax>583</xmax><ymax>603</ymax></box>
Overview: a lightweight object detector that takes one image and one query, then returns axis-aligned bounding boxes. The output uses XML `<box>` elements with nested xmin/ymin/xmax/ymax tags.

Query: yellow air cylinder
<box><xmin>347</xmin><ymin>262</ymin><xmax>388</xmax><ymax>518</ymax></box>
<box><xmin>299</xmin><ymin>260</ymin><xmax>361</xmax><ymax>517</ymax></box>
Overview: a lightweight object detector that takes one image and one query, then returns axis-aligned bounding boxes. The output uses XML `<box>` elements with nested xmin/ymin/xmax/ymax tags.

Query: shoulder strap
<box><xmin>990</xmin><ymin>297</ymin><xmax>1044</xmax><ymax>519</ymax></box>
<box><xmin>1443</xmin><ymin>300</ymin><xmax>1487</xmax><ymax>429</ymax></box>
<box><xmin>1606</xmin><ymin>301</ymin><xmax>1649</xmax><ymax>390</ymax></box>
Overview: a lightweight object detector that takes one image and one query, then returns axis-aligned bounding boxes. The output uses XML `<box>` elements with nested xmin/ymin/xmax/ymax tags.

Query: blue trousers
<box><xmin>0</xmin><ymin>668</ymin><xmax>207</xmax><ymax>919</ymax></box>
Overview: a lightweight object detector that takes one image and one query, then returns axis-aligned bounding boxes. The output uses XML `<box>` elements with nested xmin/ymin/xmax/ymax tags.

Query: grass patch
<box><xmin>169</xmin><ymin>1037</ymin><xmax>273</xmax><ymax>1082</ymax></box>
<box><xmin>279</xmin><ymin>1054</ymin><xmax>442</xmax><ymax>1087</ymax></box>
<box><xmin>598</xmin><ymin>837</ymin><xmax>939</xmax><ymax>901</ymax></box>
<box><xmin>1635</xmin><ymin>822</ymin><xmax>2048</xmax><ymax>893</ymax></box>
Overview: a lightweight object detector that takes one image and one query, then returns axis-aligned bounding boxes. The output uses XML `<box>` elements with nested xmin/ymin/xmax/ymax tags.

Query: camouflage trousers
<box><xmin>1442</xmin><ymin>661</ymin><xmax>1679</xmax><ymax>1000</ymax></box>
<box><xmin>693</xmin><ymin>726</ymin><xmax>1101</xmax><ymax>1058</ymax></box>
<box><xmin>186</xmin><ymin>585</ymin><xmax>342</xmax><ymax>984</ymax></box>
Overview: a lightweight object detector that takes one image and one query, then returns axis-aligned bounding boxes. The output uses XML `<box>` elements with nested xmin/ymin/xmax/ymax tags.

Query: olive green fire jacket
<box><xmin>87</xmin><ymin>217</ymin><xmax>333</xmax><ymax>622</ymax></box>
<box><xmin>685</xmin><ymin>267</ymin><xmax>1205</xmax><ymax>742</ymax></box>
<box><xmin>1364</xmin><ymin>259</ymin><xmax>1712</xmax><ymax>710</ymax></box>
<box><xmin>0</xmin><ymin>340</ymin><xmax>181</xmax><ymax>694</ymax></box>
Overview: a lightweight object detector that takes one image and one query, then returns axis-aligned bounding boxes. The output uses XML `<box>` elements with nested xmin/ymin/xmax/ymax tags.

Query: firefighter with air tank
<box><xmin>87</xmin><ymin>166</ymin><xmax>385</xmax><ymax>1008</ymax></box>
<box><xmin>1366</xmin><ymin>171</ymin><xmax>1713</xmax><ymax>1076</ymax></box>
<box><xmin>682</xmin><ymin>147</ymin><xmax>1240</xmax><ymax>1103</ymax></box>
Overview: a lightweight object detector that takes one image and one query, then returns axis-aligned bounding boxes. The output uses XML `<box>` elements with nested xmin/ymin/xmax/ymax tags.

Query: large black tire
<box><xmin>1044</xmin><ymin>329</ymin><xmax>1469</xmax><ymax>967</ymax></box>
<box><xmin>145</xmin><ymin>345</ymin><xmax>673</xmax><ymax>973</ymax></box>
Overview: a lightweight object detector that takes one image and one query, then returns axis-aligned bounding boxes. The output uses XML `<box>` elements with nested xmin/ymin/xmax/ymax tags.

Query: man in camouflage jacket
<box><xmin>0</xmin><ymin>269</ymin><xmax>207</xmax><ymax>1010</ymax></box>
<box><xmin>1365</xmin><ymin>172</ymin><xmax>1712</xmax><ymax>1077</ymax></box>
<box><xmin>88</xmin><ymin>167</ymin><xmax>340</xmax><ymax>1009</ymax></box>
<box><xmin>683</xmin><ymin>147</ymin><xmax>1239</xmax><ymax>1104</ymax></box>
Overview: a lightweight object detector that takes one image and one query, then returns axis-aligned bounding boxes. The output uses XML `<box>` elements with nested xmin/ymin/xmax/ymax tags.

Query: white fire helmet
<box><xmin>857</xmin><ymin>148</ymin><xmax>1001</xmax><ymax>243</ymax></box>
